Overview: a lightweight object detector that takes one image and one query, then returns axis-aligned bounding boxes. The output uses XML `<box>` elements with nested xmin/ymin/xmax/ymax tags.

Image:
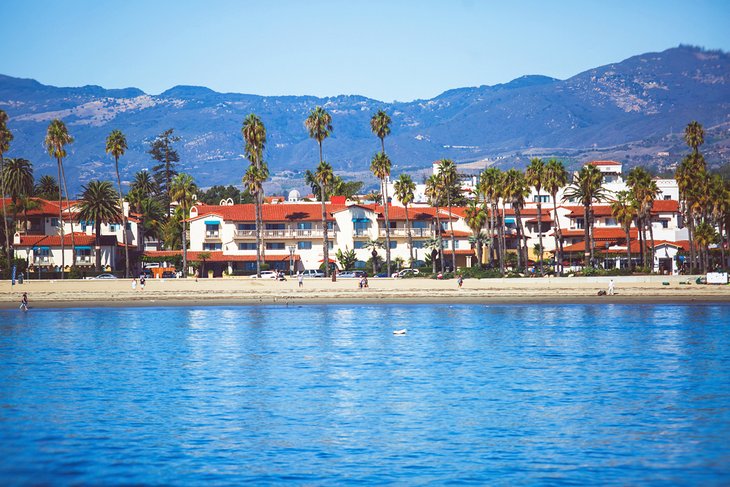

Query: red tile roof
<box><xmin>15</xmin><ymin>233</ymin><xmax>118</xmax><ymax>247</ymax></box>
<box><xmin>144</xmin><ymin>250</ymin><xmax>300</xmax><ymax>263</ymax></box>
<box><xmin>191</xmin><ymin>203</ymin><xmax>348</xmax><ymax>222</ymax></box>
<box><xmin>587</xmin><ymin>160</ymin><xmax>622</xmax><ymax>166</ymax></box>
<box><xmin>561</xmin><ymin>227</ymin><xmax>639</xmax><ymax>240</ymax></box>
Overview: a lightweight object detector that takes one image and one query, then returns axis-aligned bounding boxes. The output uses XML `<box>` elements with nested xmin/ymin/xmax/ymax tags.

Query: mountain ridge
<box><xmin>0</xmin><ymin>45</ymin><xmax>728</xmax><ymax>194</ymax></box>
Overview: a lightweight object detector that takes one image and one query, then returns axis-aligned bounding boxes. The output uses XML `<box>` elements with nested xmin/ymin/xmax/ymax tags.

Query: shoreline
<box><xmin>1</xmin><ymin>275</ymin><xmax>728</xmax><ymax>309</ymax></box>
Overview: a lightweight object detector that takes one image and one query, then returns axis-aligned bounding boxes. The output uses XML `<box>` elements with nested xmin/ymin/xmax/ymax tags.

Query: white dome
<box><xmin>288</xmin><ymin>189</ymin><xmax>301</xmax><ymax>202</ymax></box>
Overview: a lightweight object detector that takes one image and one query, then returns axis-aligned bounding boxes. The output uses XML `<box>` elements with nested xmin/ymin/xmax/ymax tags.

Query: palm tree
<box><xmin>708</xmin><ymin>174</ymin><xmax>729</xmax><ymax>267</ymax></box>
<box><xmin>44</xmin><ymin>119</ymin><xmax>74</xmax><ymax>275</ymax></box>
<box><xmin>544</xmin><ymin>159</ymin><xmax>569</xmax><ymax>273</ymax></box>
<box><xmin>170</xmin><ymin>173</ymin><xmax>198</xmax><ymax>277</ymax></box>
<box><xmin>425</xmin><ymin>174</ymin><xmax>445</xmax><ymax>274</ymax></box>
<box><xmin>138</xmin><ymin>197</ymin><xmax>165</xmax><ymax>243</ymax></box>
<box><xmin>611</xmin><ymin>191</ymin><xmax>639</xmax><ymax>270</ymax></box>
<box><xmin>463</xmin><ymin>201</ymin><xmax>487</xmax><ymax>266</ymax></box>
<box><xmin>76</xmin><ymin>181</ymin><xmax>122</xmax><ymax>272</ymax></box>
<box><xmin>424</xmin><ymin>237</ymin><xmax>441</xmax><ymax>275</ymax></box>
<box><xmin>479</xmin><ymin>167</ymin><xmax>503</xmax><ymax>270</ymax></box>
<box><xmin>437</xmin><ymin>159</ymin><xmax>458</xmax><ymax>272</ymax></box>
<box><xmin>363</xmin><ymin>238</ymin><xmax>384</xmax><ymax>275</ymax></box>
<box><xmin>105</xmin><ymin>129</ymin><xmax>130</xmax><ymax>278</ymax></box>
<box><xmin>13</xmin><ymin>195</ymin><xmax>41</xmax><ymax>235</ymax></box>
<box><xmin>525</xmin><ymin>157</ymin><xmax>545</xmax><ymax>274</ymax></box>
<box><xmin>371</xmin><ymin>152</ymin><xmax>393</xmax><ymax>275</ymax></box>
<box><xmin>129</xmin><ymin>170</ymin><xmax>158</xmax><ymax>199</ymax></box>
<box><xmin>393</xmin><ymin>174</ymin><xmax>416</xmax><ymax>265</ymax></box>
<box><xmin>0</xmin><ymin>109</ymin><xmax>13</xmax><ymax>271</ymax></box>
<box><xmin>693</xmin><ymin>221</ymin><xmax>716</xmax><ymax>274</ymax></box>
<box><xmin>627</xmin><ymin>167</ymin><xmax>660</xmax><ymax>269</ymax></box>
<box><xmin>34</xmin><ymin>175</ymin><xmax>59</xmax><ymax>200</ymax></box>
<box><xmin>305</xmin><ymin>107</ymin><xmax>334</xmax><ymax>277</ymax></box>
<box><xmin>313</xmin><ymin>161</ymin><xmax>335</xmax><ymax>277</ymax></box>
<box><xmin>243</xmin><ymin>164</ymin><xmax>268</xmax><ymax>277</ymax></box>
<box><xmin>1</xmin><ymin>158</ymin><xmax>34</xmax><ymax>238</ymax></box>
<box><xmin>503</xmin><ymin>169</ymin><xmax>530</xmax><ymax>269</ymax></box>
<box><xmin>684</xmin><ymin>120</ymin><xmax>704</xmax><ymax>156</ymax></box>
<box><xmin>563</xmin><ymin>164</ymin><xmax>609</xmax><ymax>268</ymax></box>
<box><xmin>370</xmin><ymin>109</ymin><xmax>391</xmax><ymax>154</ymax></box>
<box><xmin>242</xmin><ymin>114</ymin><xmax>268</xmax><ymax>273</ymax></box>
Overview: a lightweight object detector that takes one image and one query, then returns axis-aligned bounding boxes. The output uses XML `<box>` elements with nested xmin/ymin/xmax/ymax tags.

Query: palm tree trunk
<box><xmin>537</xmin><ymin>201</ymin><xmax>543</xmax><ymax>275</ymax></box>
<box><xmin>447</xmin><ymin>195</ymin><xmax>456</xmax><ymax>273</ymax></box>
<box><xmin>625</xmin><ymin>228</ymin><xmax>632</xmax><ymax>271</ymax></box>
<box><xmin>435</xmin><ymin>209</ymin><xmax>444</xmax><ymax>274</ymax></box>
<box><xmin>515</xmin><ymin>206</ymin><xmax>523</xmax><ymax>269</ymax></box>
<box><xmin>95</xmin><ymin>220</ymin><xmax>102</xmax><ymax>272</ymax></box>
<box><xmin>255</xmin><ymin>193</ymin><xmax>262</xmax><ymax>277</ymax></box>
<box><xmin>589</xmin><ymin>208</ymin><xmax>596</xmax><ymax>266</ymax></box>
<box><xmin>383</xmin><ymin>178</ymin><xmax>392</xmax><ymax>275</ymax></box>
<box><xmin>182</xmin><ymin>211</ymin><xmax>188</xmax><ymax>277</ymax></box>
<box><xmin>59</xmin><ymin>160</ymin><xmax>76</xmax><ymax>267</ymax></box>
<box><xmin>583</xmin><ymin>204</ymin><xmax>590</xmax><ymax>268</ymax></box>
<box><xmin>688</xmin><ymin>215</ymin><xmax>696</xmax><ymax>273</ymax></box>
<box><xmin>488</xmin><ymin>203</ymin><xmax>495</xmax><ymax>265</ymax></box>
<box><xmin>0</xmin><ymin>153</ymin><xmax>10</xmax><ymax>272</ymax></box>
<box><xmin>551</xmin><ymin>195</ymin><xmax>561</xmax><ymax>273</ymax></box>
<box><xmin>321</xmin><ymin>193</ymin><xmax>329</xmax><ymax>278</ymax></box>
<box><xmin>114</xmin><ymin>156</ymin><xmax>130</xmax><ymax>278</ymax></box>
<box><xmin>649</xmin><ymin>216</ymin><xmax>656</xmax><ymax>273</ymax></box>
<box><xmin>405</xmin><ymin>204</ymin><xmax>413</xmax><ymax>265</ymax></box>
<box><xmin>499</xmin><ymin>204</ymin><xmax>506</xmax><ymax>275</ymax></box>
<box><xmin>57</xmin><ymin>158</ymin><xmax>65</xmax><ymax>278</ymax></box>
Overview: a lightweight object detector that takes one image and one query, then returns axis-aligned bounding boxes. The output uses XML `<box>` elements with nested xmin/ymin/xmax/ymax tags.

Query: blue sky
<box><xmin>2</xmin><ymin>0</ymin><xmax>729</xmax><ymax>101</ymax></box>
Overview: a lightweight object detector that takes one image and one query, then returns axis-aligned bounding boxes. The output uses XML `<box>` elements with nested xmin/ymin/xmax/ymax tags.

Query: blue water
<box><xmin>1</xmin><ymin>304</ymin><xmax>729</xmax><ymax>485</ymax></box>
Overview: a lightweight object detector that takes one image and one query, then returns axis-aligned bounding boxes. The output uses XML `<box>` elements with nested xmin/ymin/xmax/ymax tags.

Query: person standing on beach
<box><xmin>457</xmin><ymin>274</ymin><xmax>463</xmax><ymax>288</ymax></box>
<box><xmin>298</xmin><ymin>273</ymin><xmax>303</xmax><ymax>288</ymax></box>
<box><xmin>140</xmin><ymin>275</ymin><xmax>146</xmax><ymax>290</ymax></box>
<box><xmin>19</xmin><ymin>293</ymin><xmax>28</xmax><ymax>311</ymax></box>
<box><xmin>608</xmin><ymin>279</ymin><xmax>615</xmax><ymax>296</ymax></box>
<box><xmin>132</xmin><ymin>278</ymin><xmax>137</xmax><ymax>290</ymax></box>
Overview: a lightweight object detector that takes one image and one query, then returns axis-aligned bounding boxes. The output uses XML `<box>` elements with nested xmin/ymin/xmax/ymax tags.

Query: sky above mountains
<box><xmin>3</xmin><ymin>0</ymin><xmax>730</xmax><ymax>102</ymax></box>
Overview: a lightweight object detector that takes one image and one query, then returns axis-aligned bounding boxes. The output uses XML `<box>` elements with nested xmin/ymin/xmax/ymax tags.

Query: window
<box><xmin>661</xmin><ymin>220</ymin><xmax>669</xmax><ymax>229</ymax></box>
<box><xmin>533</xmin><ymin>195</ymin><xmax>549</xmax><ymax>203</ymax></box>
<box><xmin>237</xmin><ymin>224</ymin><xmax>255</xmax><ymax>230</ymax></box>
<box><xmin>327</xmin><ymin>221</ymin><xmax>334</xmax><ymax>230</ymax></box>
<box><xmin>412</xmin><ymin>240</ymin><xmax>425</xmax><ymax>249</ymax></box>
<box><xmin>389</xmin><ymin>221</ymin><xmax>397</xmax><ymax>229</ymax></box>
<box><xmin>389</xmin><ymin>240</ymin><xmax>397</xmax><ymax>249</ymax></box>
<box><xmin>605</xmin><ymin>218</ymin><xmax>617</xmax><ymax>226</ymax></box>
<box><xmin>354</xmin><ymin>241</ymin><xmax>365</xmax><ymax>249</ymax></box>
<box><xmin>413</xmin><ymin>221</ymin><xmax>428</xmax><ymax>229</ymax></box>
<box><xmin>206</xmin><ymin>223</ymin><xmax>219</xmax><ymax>232</ymax></box>
<box><xmin>203</xmin><ymin>243</ymin><xmax>221</xmax><ymax>251</ymax></box>
<box><xmin>576</xmin><ymin>218</ymin><xmax>585</xmax><ymax>230</ymax></box>
<box><xmin>238</xmin><ymin>243</ymin><xmax>257</xmax><ymax>250</ymax></box>
<box><xmin>126</xmin><ymin>222</ymin><xmax>132</xmax><ymax>230</ymax></box>
<box><xmin>297</xmin><ymin>222</ymin><xmax>312</xmax><ymax>230</ymax></box>
<box><xmin>328</xmin><ymin>241</ymin><xmax>334</xmax><ymax>250</ymax></box>
<box><xmin>297</xmin><ymin>241</ymin><xmax>312</xmax><ymax>250</ymax></box>
<box><xmin>76</xmin><ymin>247</ymin><xmax>92</xmax><ymax>263</ymax></box>
<box><xmin>266</xmin><ymin>242</ymin><xmax>285</xmax><ymax>250</ymax></box>
<box><xmin>664</xmin><ymin>195</ymin><xmax>671</xmax><ymax>200</ymax></box>
<box><xmin>266</xmin><ymin>223</ymin><xmax>285</xmax><ymax>230</ymax></box>
<box><xmin>109</xmin><ymin>224</ymin><xmax>118</xmax><ymax>232</ymax></box>
<box><xmin>50</xmin><ymin>218</ymin><xmax>59</xmax><ymax>227</ymax></box>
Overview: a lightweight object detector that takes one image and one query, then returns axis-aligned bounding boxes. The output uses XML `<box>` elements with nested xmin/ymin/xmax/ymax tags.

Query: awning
<box><xmin>352</xmin><ymin>218</ymin><xmax>370</xmax><ymax>222</ymax></box>
<box><xmin>504</xmin><ymin>217</ymin><xmax>516</xmax><ymax>224</ymax></box>
<box><xmin>204</xmin><ymin>220</ymin><xmax>220</xmax><ymax>225</ymax></box>
<box><xmin>76</xmin><ymin>246</ymin><xmax>92</xmax><ymax>250</ymax></box>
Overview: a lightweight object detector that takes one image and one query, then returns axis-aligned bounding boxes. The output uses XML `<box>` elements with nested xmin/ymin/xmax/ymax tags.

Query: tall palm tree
<box><xmin>242</xmin><ymin>114</ymin><xmax>268</xmax><ymax>276</ymax></box>
<box><xmin>305</xmin><ymin>107</ymin><xmax>334</xmax><ymax>277</ymax></box>
<box><xmin>544</xmin><ymin>159</ymin><xmax>569</xmax><ymax>273</ymax></box>
<box><xmin>313</xmin><ymin>161</ymin><xmax>335</xmax><ymax>276</ymax></box>
<box><xmin>1</xmin><ymin>158</ymin><xmax>34</xmax><ymax>237</ymax></box>
<box><xmin>684</xmin><ymin>120</ymin><xmax>704</xmax><ymax>156</ymax></box>
<box><xmin>170</xmin><ymin>173</ymin><xmax>198</xmax><ymax>277</ymax></box>
<box><xmin>425</xmin><ymin>174</ymin><xmax>445</xmax><ymax>274</ymax></box>
<box><xmin>370</xmin><ymin>109</ymin><xmax>391</xmax><ymax>154</ymax></box>
<box><xmin>363</xmin><ymin>238</ymin><xmax>384</xmax><ymax>275</ymax></box>
<box><xmin>627</xmin><ymin>167</ymin><xmax>660</xmax><ymax>269</ymax></box>
<box><xmin>76</xmin><ymin>181</ymin><xmax>122</xmax><ymax>272</ymax></box>
<box><xmin>138</xmin><ymin>197</ymin><xmax>165</xmax><ymax>243</ymax></box>
<box><xmin>129</xmin><ymin>170</ymin><xmax>157</xmax><ymax>199</ymax></box>
<box><xmin>525</xmin><ymin>157</ymin><xmax>545</xmax><ymax>274</ymax></box>
<box><xmin>34</xmin><ymin>174</ymin><xmax>59</xmax><ymax>200</ymax></box>
<box><xmin>243</xmin><ymin>164</ymin><xmax>269</xmax><ymax>277</ymax></box>
<box><xmin>438</xmin><ymin>159</ymin><xmax>458</xmax><ymax>272</ymax></box>
<box><xmin>105</xmin><ymin>129</ymin><xmax>130</xmax><ymax>277</ymax></box>
<box><xmin>0</xmin><ymin>109</ymin><xmax>13</xmax><ymax>271</ymax></box>
<box><xmin>424</xmin><ymin>237</ymin><xmax>441</xmax><ymax>275</ymax></box>
<box><xmin>44</xmin><ymin>119</ymin><xmax>74</xmax><ymax>276</ymax></box>
<box><xmin>371</xmin><ymin>152</ymin><xmax>393</xmax><ymax>275</ymax></box>
<box><xmin>563</xmin><ymin>164</ymin><xmax>609</xmax><ymax>268</ymax></box>
<box><xmin>611</xmin><ymin>190</ymin><xmax>639</xmax><ymax>270</ymax></box>
<box><xmin>463</xmin><ymin>201</ymin><xmax>487</xmax><ymax>266</ymax></box>
<box><xmin>708</xmin><ymin>174</ymin><xmax>729</xmax><ymax>267</ymax></box>
<box><xmin>393</xmin><ymin>173</ymin><xmax>416</xmax><ymax>265</ymax></box>
<box><xmin>479</xmin><ymin>167</ymin><xmax>503</xmax><ymax>270</ymax></box>
<box><xmin>503</xmin><ymin>169</ymin><xmax>530</xmax><ymax>269</ymax></box>
<box><xmin>693</xmin><ymin>221</ymin><xmax>716</xmax><ymax>274</ymax></box>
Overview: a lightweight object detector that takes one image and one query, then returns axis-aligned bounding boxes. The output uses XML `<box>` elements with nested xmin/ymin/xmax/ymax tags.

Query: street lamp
<box><xmin>288</xmin><ymin>245</ymin><xmax>296</xmax><ymax>277</ymax></box>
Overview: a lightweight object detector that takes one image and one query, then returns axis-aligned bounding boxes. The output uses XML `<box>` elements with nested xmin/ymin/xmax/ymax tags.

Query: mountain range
<box><xmin>0</xmin><ymin>45</ymin><xmax>728</xmax><ymax>194</ymax></box>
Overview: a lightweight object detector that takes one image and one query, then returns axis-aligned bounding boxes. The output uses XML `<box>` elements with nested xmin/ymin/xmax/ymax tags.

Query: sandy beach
<box><xmin>1</xmin><ymin>275</ymin><xmax>728</xmax><ymax>309</ymax></box>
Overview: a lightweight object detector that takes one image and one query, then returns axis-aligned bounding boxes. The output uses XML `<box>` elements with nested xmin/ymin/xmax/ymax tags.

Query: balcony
<box><xmin>378</xmin><ymin>227</ymin><xmax>435</xmax><ymax>238</ymax></box>
<box><xmin>233</xmin><ymin>229</ymin><xmax>325</xmax><ymax>239</ymax></box>
<box><xmin>205</xmin><ymin>230</ymin><xmax>221</xmax><ymax>241</ymax></box>
<box><xmin>33</xmin><ymin>256</ymin><xmax>53</xmax><ymax>266</ymax></box>
<box><xmin>76</xmin><ymin>256</ymin><xmax>93</xmax><ymax>265</ymax></box>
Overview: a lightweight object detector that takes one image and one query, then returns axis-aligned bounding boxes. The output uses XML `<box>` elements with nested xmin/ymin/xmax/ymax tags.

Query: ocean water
<box><xmin>0</xmin><ymin>303</ymin><xmax>729</xmax><ymax>485</ymax></box>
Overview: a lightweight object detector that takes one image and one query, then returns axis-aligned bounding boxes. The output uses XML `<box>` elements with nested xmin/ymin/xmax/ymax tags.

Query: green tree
<box><xmin>371</xmin><ymin>152</ymin><xmax>393</xmax><ymax>275</ymax></box>
<box><xmin>363</xmin><ymin>238</ymin><xmax>384</xmax><ymax>275</ymax></box>
<box><xmin>44</xmin><ymin>119</ymin><xmax>75</xmax><ymax>274</ymax></box>
<box><xmin>611</xmin><ymin>190</ymin><xmax>639</xmax><ymax>270</ymax></box>
<box><xmin>148</xmin><ymin>128</ymin><xmax>180</xmax><ymax>208</ymax></box>
<box><xmin>525</xmin><ymin>157</ymin><xmax>545</xmax><ymax>274</ymax></box>
<box><xmin>627</xmin><ymin>167</ymin><xmax>660</xmax><ymax>269</ymax></box>
<box><xmin>370</xmin><ymin>109</ymin><xmax>391</xmax><ymax>154</ymax></box>
<box><xmin>1</xmin><ymin>158</ymin><xmax>34</xmax><ymax>239</ymax></box>
<box><xmin>106</xmin><ymin>129</ymin><xmax>130</xmax><ymax>277</ymax></box>
<box><xmin>693</xmin><ymin>221</ymin><xmax>717</xmax><ymax>273</ymax></box>
<box><xmin>463</xmin><ymin>201</ymin><xmax>487</xmax><ymax>267</ymax></box>
<box><xmin>336</xmin><ymin>247</ymin><xmax>357</xmax><ymax>271</ymax></box>
<box><xmin>170</xmin><ymin>173</ymin><xmax>198</xmax><ymax>277</ymax></box>
<box><xmin>12</xmin><ymin>195</ymin><xmax>41</xmax><ymax>236</ymax></box>
<box><xmin>424</xmin><ymin>237</ymin><xmax>441</xmax><ymax>275</ymax></box>
<box><xmin>425</xmin><ymin>174</ymin><xmax>445</xmax><ymax>274</ymax></box>
<box><xmin>242</xmin><ymin>114</ymin><xmax>268</xmax><ymax>276</ymax></box>
<box><xmin>0</xmin><ymin>109</ymin><xmax>13</xmax><ymax>271</ymax></box>
<box><xmin>544</xmin><ymin>159</ymin><xmax>569</xmax><ymax>273</ymax></box>
<box><xmin>76</xmin><ymin>180</ymin><xmax>122</xmax><ymax>272</ymax></box>
<box><xmin>243</xmin><ymin>164</ymin><xmax>268</xmax><ymax>277</ymax></box>
<box><xmin>437</xmin><ymin>159</ymin><xmax>458</xmax><ymax>272</ymax></box>
<box><xmin>199</xmin><ymin>185</ymin><xmax>249</xmax><ymax>205</ymax></box>
<box><xmin>393</xmin><ymin>173</ymin><xmax>416</xmax><ymax>265</ymax></box>
<box><xmin>563</xmin><ymin>164</ymin><xmax>609</xmax><ymax>268</ymax></box>
<box><xmin>34</xmin><ymin>174</ymin><xmax>60</xmax><ymax>200</ymax></box>
<box><xmin>305</xmin><ymin>106</ymin><xmax>334</xmax><ymax>277</ymax></box>
<box><xmin>503</xmin><ymin>168</ymin><xmax>530</xmax><ymax>269</ymax></box>
<box><xmin>479</xmin><ymin>167</ymin><xmax>503</xmax><ymax>272</ymax></box>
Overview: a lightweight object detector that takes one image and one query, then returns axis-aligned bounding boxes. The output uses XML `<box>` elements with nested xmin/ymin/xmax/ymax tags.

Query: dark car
<box><xmin>161</xmin><ymin>271</ymin><xmax>177</xmax><ymax>278</ymax></box>
<box><xmin>140</xmin><ymin>269</ymin><xmax>153</xmax><ymax>278</ymax></box>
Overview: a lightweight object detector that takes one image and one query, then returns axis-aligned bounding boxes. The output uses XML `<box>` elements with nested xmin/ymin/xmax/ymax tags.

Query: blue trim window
<box><xmin>50</xmin><ymin>218</ymin><xmax>60</xmax><ymax>227</ymax></box>
<box><xmin>266</xmin><ymin>242</ymin><xmax>285</xmax><ymax>250</ymax></box>
<box><xmin>109</xmin><ymin>224</ymin><xmax>118</xmax><ymax>232</ymax></box>
<box><xmin>237</xmin><ymin>224</ymin><xmax>255</xmax><ymax>230</ymax></box>
<box><xmin>389</xmin><ymin>240</ymin><xmax>397</xmax><ymax>249</ymax></box>
<box><xmin>297</xmin><ymin>222</ymin><xmax>312</xmax><ymax>230</ymax></box>
<box><xmin>412</xmin><ymin>240</ymin><xmax>425</xmax><ymax>248</ymax></box>
<box><xmin>354</xmin><ymin>241</ymin><xmax>365</xmax><ymax>249</ymax></box>
<box><xmin>238</xmin><ymin>243</ymin><xmax>257</xmax><ymax>250</ymax></box>
<box><xmin>297</xmin><ymin>241</ymin><xmax>312</xmax><ymax>250</ymax></box>
<box><xmin>413</xmin><ymin>221</ymin><xmax>428</xmax><ymax>229</ymax></box>
<box><xmin>266</xmin><ymin>223</ymin><xmax>285</xmax><ymax>230</ymax></box>
<box><xmin>203</xmin><ymin>243</ymin><xmax>222</xmax><ymax>251</ymax></box>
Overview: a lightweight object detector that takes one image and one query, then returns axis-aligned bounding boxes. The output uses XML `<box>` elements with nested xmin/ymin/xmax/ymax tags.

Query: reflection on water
<box><xmin>0</xmin><ymin>303</ymin><xmax>729</xmax><ymax>484</ymax></box>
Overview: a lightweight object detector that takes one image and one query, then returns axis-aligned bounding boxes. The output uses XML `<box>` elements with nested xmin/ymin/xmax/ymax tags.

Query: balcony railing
<box><xmin>379</xmin><ymin>228</ymin><xmax>435</xmax><ymax>238</ymax></box>
<box><xmin>205</xmin><ymin>230</ymin><xmax>221</xmax><ymax>240</ymax></box>
<box><xmin>233</xmin><ymin>229</ymin><xmax>326</xmax><ymax>239</ymax></box>
<box><xmin>33</xmin><ymin>256</ymin><xmax>53</xmax><ymax>265</ymax></box>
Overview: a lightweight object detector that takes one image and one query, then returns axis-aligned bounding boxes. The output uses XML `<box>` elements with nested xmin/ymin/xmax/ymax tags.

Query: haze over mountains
<box><xmin>0</xmin><ymin>45</ymin><xmax>728</xmax><ymax>193</ymax></box>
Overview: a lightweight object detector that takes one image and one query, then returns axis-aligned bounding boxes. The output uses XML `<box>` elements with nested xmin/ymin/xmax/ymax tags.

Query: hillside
<box><xmin>0</xmin><ymin>45</ymin><xmax>728</xmax><ymax>193</ymax></box>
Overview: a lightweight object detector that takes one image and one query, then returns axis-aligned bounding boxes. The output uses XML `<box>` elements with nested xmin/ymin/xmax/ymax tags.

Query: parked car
<box><xmin>161</xmin><ymin>271</ymin><xmax>177</xmax><ymax>278</ymax></box>
<box><xmin>142</xmin><ymin>262</ymin><xmax>160</xmax><ymax>269</ymax></box>
<box><xmin>374</xmin><ymin>272</ymin><xmax>390</xmax><ymax>278</ymax></box>
<box><xmin>338</xmin><ymin>270</ymin><xmax>367</xmax><ymax>278</ymax></box>
<box><xmin>395</xmin><ymin>268</ymin><xmax>420</xmax><ymax>278</ymax></box>
<box><xmin>301</xmin><ymin>269</ymin><xmax>325</xmax><ymax>278</ymax></box>
<box><xmin>250</xmin><ymin>271</ymin><xmax>286</xmax><ymax>280</ymax></box>
<box><xmin>93</xmin><ymin>273</ymin><xmax>117</xmax><ymax>279</ymax></box>
<box><xmin>139</xmin><ymin>269</ymin><xmax>153</xmax><ymax>278</ymax></box>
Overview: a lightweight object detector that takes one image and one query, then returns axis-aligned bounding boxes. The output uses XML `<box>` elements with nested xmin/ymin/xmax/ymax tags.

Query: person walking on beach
<box><xmin>132</xmin><ymin>278</ymin><xmax>137</xmax><ymax>290</ymax></box>
<box><xmin>298</xmin><ymin>272</ymin><xmax>304</xmax><ymax>288</ymax></box>
<box><xmin>608</xmin><ymin>279</ymin><xmax>615</xmax><ymax>296</ymax></box>
<box><xmin>140</xmin><ymin>275</ymin><xmax>146</xmax><ymax>290</ymax></box>
<box><xmin>457</xmin><ymin>274</ymin><xmax>464</xmax><ymax>288</ymax></box>
<box><xmin>19</xmin><ymin>292</ymin><xmax>28</xmax><ymax>312</ymax></box>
